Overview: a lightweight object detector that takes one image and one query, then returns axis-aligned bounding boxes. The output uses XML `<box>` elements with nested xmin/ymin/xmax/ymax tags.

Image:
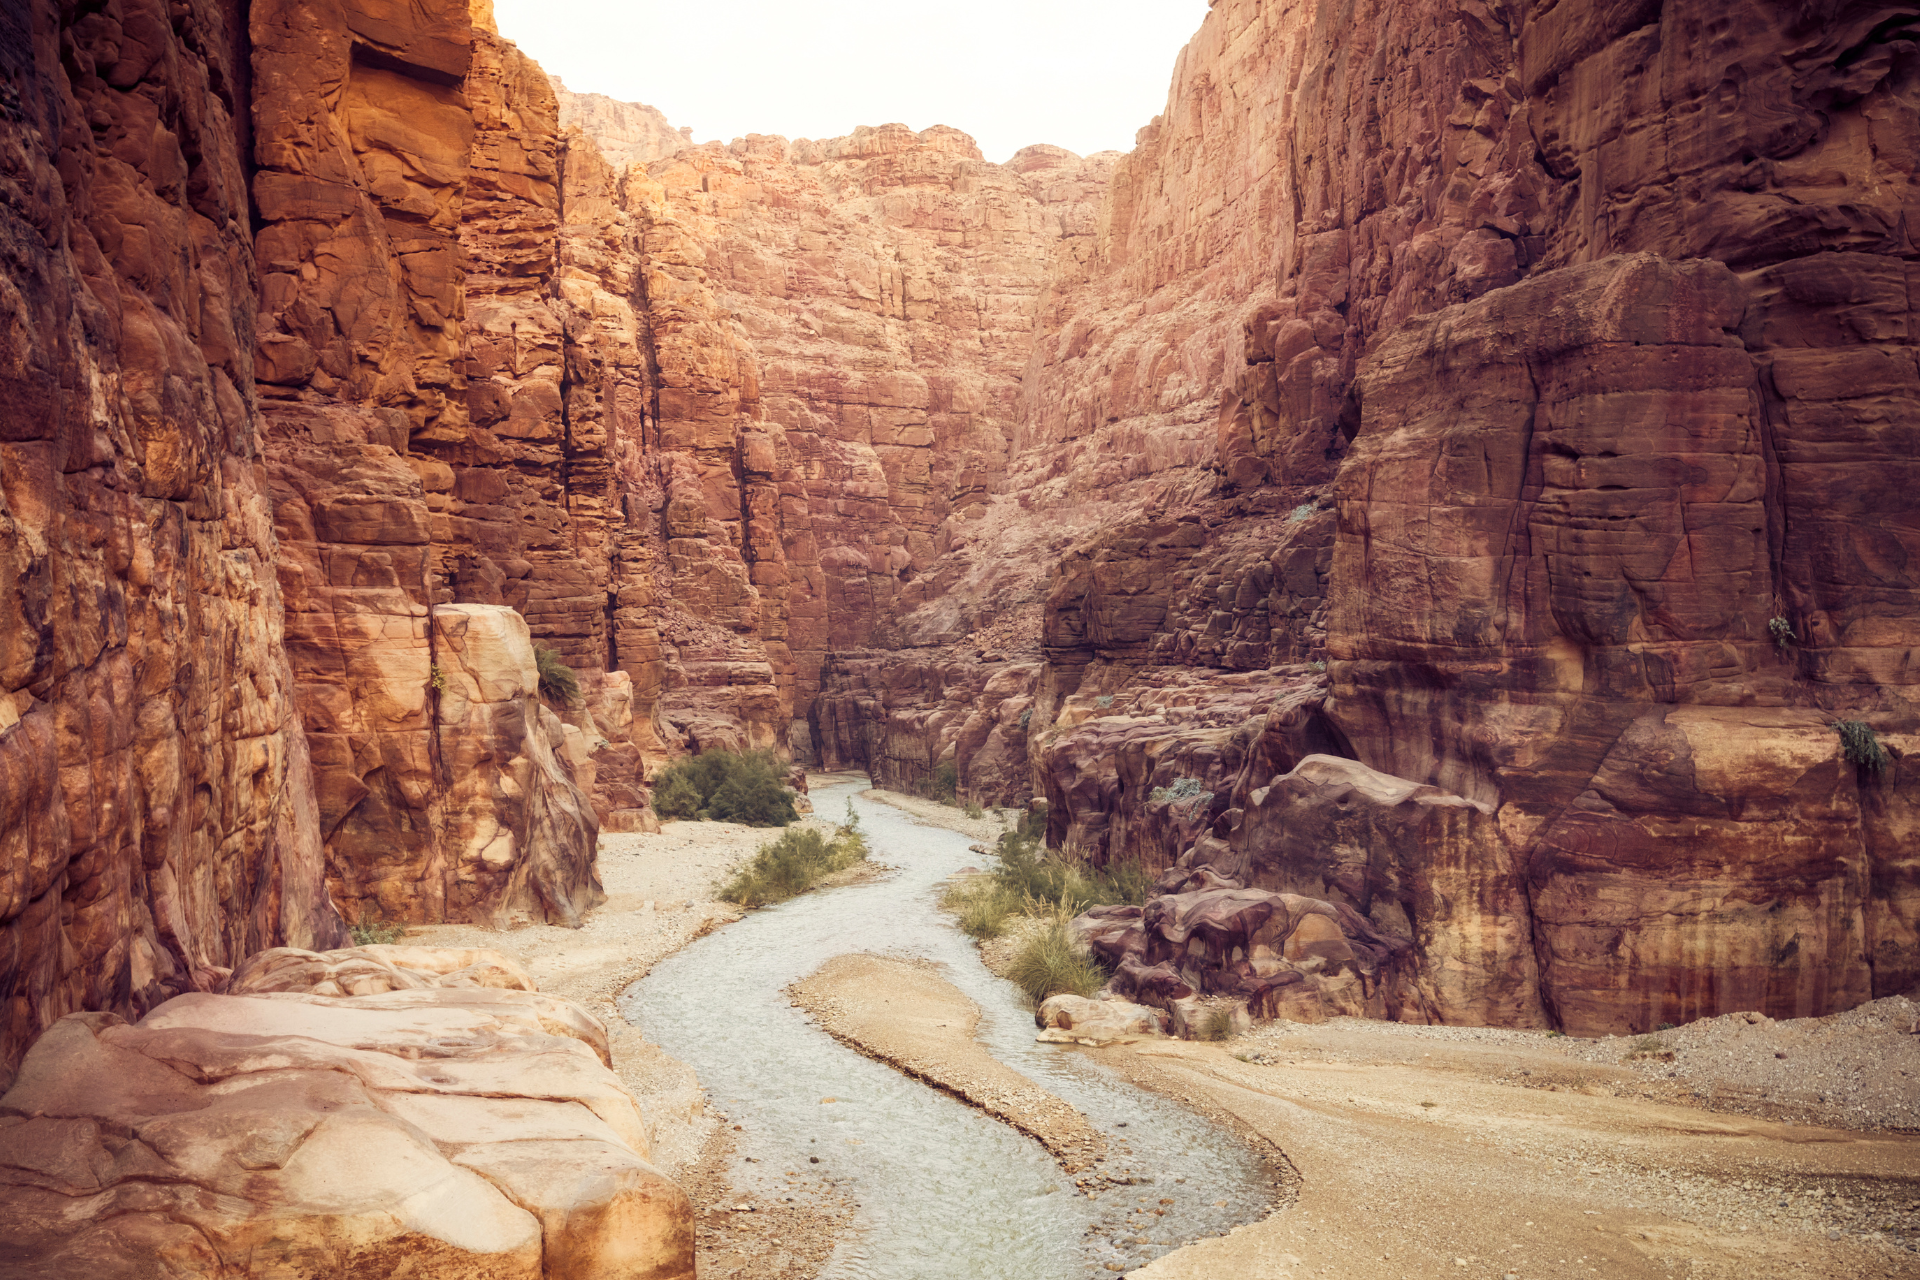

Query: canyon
<box><xmin>1</xmin><ymin>0</ymin><xmax>1918</xmax><ymax>1268</ymax></box>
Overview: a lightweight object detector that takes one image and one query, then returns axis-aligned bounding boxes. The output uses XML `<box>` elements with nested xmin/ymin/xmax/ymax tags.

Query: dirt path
<box><xmin>1093</xmin><ymin>1031</ymin><xmax>1919</xmax><ymax>1280</ymax></box>
<box><xmin>789</xmin><ymin>952</ymin><xmax>1107</xmax><ymax>1172</ymax></box>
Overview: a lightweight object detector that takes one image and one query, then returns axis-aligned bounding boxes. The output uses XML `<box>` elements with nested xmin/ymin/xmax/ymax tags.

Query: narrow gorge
<box><xmin>2</xmin><ymin>0</ymin><xmax>1918</xmax><ymax>1275</ymax></box>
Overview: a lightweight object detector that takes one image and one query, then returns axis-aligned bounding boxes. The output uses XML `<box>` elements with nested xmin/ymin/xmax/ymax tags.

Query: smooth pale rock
<box><xmin>230</xmin><ymin>944</ymin><xmax>538</xmax><ymax>996</ymax></box>
<box><xmin>1035</xmin><ymin>994</ymin><xmax>1165</xmax><ymax>1043</ymax></box>
<box><xmin>0</xmin><ymin>987</ymin><xmax>691</xmax><ymax>1279</ymax></box>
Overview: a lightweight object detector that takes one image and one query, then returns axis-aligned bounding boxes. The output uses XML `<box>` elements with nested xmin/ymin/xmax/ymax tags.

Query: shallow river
<box><xmin>620</xmin><ymin>779</ymin><xmax>1272</xmax><ymax>1279</ymax></box>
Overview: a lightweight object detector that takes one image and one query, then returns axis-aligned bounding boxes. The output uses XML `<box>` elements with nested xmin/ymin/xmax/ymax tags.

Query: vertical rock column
<box><xmin>251</xmin><ymin>0</ymin><xmax>601</xmax><ymax>925</ymax></box>
<box><xmin>0</xmin><ymin>0</ymin><xmax>342</xmax><ymax>1077</ymax></box>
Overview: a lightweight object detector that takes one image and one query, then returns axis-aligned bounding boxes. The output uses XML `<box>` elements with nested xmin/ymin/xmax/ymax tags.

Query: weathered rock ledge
<box><xmin>0</xmin><ymin>946</ymin><xmax>694</xmax><ymax>1279</ymax></box>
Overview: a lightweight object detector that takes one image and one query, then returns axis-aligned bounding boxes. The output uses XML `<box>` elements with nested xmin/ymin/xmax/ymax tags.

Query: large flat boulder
<box><xmin>0</xmin><ymin>981</ymin><xmax>692</xmax><ymax>1280</ymax></box>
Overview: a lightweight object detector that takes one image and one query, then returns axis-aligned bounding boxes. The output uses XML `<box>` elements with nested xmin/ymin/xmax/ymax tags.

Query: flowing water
<box><xmin>620</xmin><ymin>779</ymin><xmax>1274</xmax><ymax>1279</ymax></box>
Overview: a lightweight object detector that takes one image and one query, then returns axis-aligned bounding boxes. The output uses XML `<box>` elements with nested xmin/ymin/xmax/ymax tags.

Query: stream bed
<box><xmin>619</xmin><ymin>778</ymin><xmax>1275</xmax><ymax>1279</ymax></box>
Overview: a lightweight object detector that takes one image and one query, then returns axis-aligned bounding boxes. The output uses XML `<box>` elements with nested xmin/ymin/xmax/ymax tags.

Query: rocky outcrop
<box><xmin>0</xmin><ymin>964</ymin><xmax>693</xmax><ymax>1278</ymax></box>
<box><xmin>0</xmin><ymin>0</ymin><xmax>345</xmax><ymax>1080</ymax></box>
<box><xmin>811</xmin><ymin>0</ymin><xmax>1920</xmax><ymax>1034</ymax></box>
<box><xmin>552</xmin><ymin>78</ymin><xmax>688</xmax><ymax>170</ymax></box>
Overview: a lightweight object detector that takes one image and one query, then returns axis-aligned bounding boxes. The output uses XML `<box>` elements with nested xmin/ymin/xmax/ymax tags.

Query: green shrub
<box><xmin>1017</xmin><ymin>803</ymin><xmax>1047</xmax><ymax>841</ymax></box>
<box><xmin>944</xmin><ymin>880</ymin><xmax>1022</xmax><ymax>940</ymax></box>
<box><xmin>650</xmin><ymin>749</ymin><xmax>798</xmax><ymax>826</ymax></box>
<box><xmin>989</xmin><ymin>829</ymin><xmax>1147</xmax><ymax>915</ymax></box>
<box><xmin>1197</xmin><ymin>1005</ymin><xmax>1236</xmax><ymax>1042</ymax></box>
<box><xmin>349</xmin><ymin>912</ymin><xmax>405</xmax><ymax>946</ymax></box>
<box><xmin>708</xmin><ymin>770</ymin><xmax>798</xmax><ymax>826</ymax></box>
<box><xmin>1768</xmin><ymin>616</ymin><xmax>1795</xmax><ymax>649</ymax></box>
<box><xmin>1288</xmin><ymin>502</ymin><xmax>1315</xmax><ymax>524</ymax></box>
<box><xmin>651</xmin><ymin>771</ymin><xmax>703</xmax><ymax>820</ymax></box>
<box><xmin>963</xmin><ymin>800</ymin><xmax>985</xmax><ymax>820</ymax></box>
<box><xmin>1006</xmin><ymin>916</ymin><xmax>1107</xmax><ymax>1004</ymax></box>
<box><xmin>534</xmin><ymin>646</ymin><xmax>580</xmax><ymax>707</ymax></box>
<box><xmin>1835</xmin><ymin>720</ymin><xmax>1891</xmax><ymax>774</ymax></box>
<box><xmin>719</xmin><ymin>819</ymin><xmax>869</xmax><ymax>908</ymax></box>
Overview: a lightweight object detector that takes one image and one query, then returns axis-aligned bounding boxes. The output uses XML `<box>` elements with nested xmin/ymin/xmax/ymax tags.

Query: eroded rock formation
<box><xmin>5</xmin><ymin>0</ymin><xmax>1918</xmax><ymax>1083</ymax></box>
<box><xmin>0</xmin><ymin>0</ymin><xmax>345</xmax><ymax>1082</ymax></box>
<box><xmin>0</xmin><ymin>948</ymin><xmax>693</xmax><ymax>1279</ymax></box>
<box><xmin>786</xmin><ymin>0</ymin><xmax>1920</xmax><ymax>1033</ymax></box>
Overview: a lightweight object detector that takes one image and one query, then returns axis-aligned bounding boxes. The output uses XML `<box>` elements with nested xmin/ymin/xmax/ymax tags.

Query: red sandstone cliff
<box><xmin>796</xmin><ymin>0</ymin><xmax>1920</xmax><ymax>1033</ymax></box>
<box><xmin>4</xmin><ymin>0</ymin><xmax>1917</xmax><ymax>1080</ymax></box>
<box><xmin>0</xmin><ymin>0</ymin><xmax>344</xmax><ymax>1079</ymax></box>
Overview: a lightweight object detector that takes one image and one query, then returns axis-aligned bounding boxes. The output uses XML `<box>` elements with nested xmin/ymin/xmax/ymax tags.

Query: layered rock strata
<box><xmin>0</xmin><ymin>949</ymin><xmax>693</xmax><ymax>1279</ymax></box>
<box><xmin>0</xmin><ymin>0</ymin><xmax>345</xmax><ymax>1081</ymax></box>
<box><xmin>804</xmin><ymin>0</ymin><xmax>1920</xmax><ymax>1033</ymax></box>
<box><xmin>7</xmin><ymin>0</ymin><xmax>1920</xmax><ymax>1084</ymax></box>
<box><xmin>593</xmin><ymin>124</ymin><xmax>1119</xmax><ymax>757</ymax></box>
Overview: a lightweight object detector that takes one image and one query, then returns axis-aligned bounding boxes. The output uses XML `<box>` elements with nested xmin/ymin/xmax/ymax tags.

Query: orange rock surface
<box><xmin>4</xmin><ymin>0</ymin><xmax>1920</xmax><ymax>1090</ymax></box>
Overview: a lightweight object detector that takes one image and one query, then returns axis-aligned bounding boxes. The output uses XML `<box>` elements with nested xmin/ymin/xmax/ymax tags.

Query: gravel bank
<box><xmin>789</xmin><ymin>952</ymin><xmax>1108</xmax><ymax>1172</ymax></box>
<box><xmin>1554</xmin><ymin>997</ymin><xmax>1920</xmax><ymax>1133</ymax></box>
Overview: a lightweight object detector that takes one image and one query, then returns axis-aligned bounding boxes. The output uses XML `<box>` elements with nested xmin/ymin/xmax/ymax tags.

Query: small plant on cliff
<box><xmin>349</xmin><ymin>911</ymin><xmax>406</xmax><ymax>947</ymax></box>
<box><xmin>1288</xmin><ymin>502</ymin><xmax>1316</xmax><ymax>524</ymax></box>
<box><xmin>1149</xmin><ymin>776</ymin><xmax>1207</xmax><ymax>805</ymax></box>
<box><xmin>1150</xmin><ymin>775</ymin><xmax>1215</xmax><ymax>818</ymax></box>
<box><xmin>428</xmin><ymin>663</ymin><xmax>447</xmax><ymax>695</ymax></box>
<box><xmin>1834</xmin><ymin>719</ymin><xmax>1891</xmax><ymax>774</ymax></box>
<box><xmin>534</xmin><ymin>645</ymin><xmax>581</xmax><ymax>707</ymax></box>
<box><xmin>719</xmin><ymin>814</ymin><xmax>869</xmax><ymax>908</ymax></box>
<box><xmin>651</xmin><ymin>749</ymin><xmax>798</xmax><ymax>826</ymax></box>
<box><xmin>1006</xmin><ymin>912</ymin><xmax>1107</xmax><ymax>1005</ymax></box>
<box><xmin>1018</xmin><ymin>707</ymin><xmax>1033</xmax><ymax>732</ymax></box>
<box><xmin>1768</xmin><ymin>616</ymin><xmax>1796</xmax><ymax>650</ymax></box>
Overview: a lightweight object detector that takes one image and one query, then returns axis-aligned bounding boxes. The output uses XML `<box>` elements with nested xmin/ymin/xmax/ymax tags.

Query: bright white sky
<box><xmin>489</xmin><ymin>0</ymin><xmax>1215</xmax><ymax>164</ymax></box>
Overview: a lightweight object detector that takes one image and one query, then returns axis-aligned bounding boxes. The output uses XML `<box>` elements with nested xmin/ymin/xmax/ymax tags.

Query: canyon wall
<box><xmin>784</xmin><ymin>0</ymin><xmax>1920</xmax><ymax>1033</ymax></box>
<box><xmin>5</xmin><ymin>0</ymin><xmax>1918</xmax><ymax>1076</ymax></box>
<box><xmin>0</xmin><ymin>0</ymin><xmax>344</xmax><ymax>1080</ymax></box>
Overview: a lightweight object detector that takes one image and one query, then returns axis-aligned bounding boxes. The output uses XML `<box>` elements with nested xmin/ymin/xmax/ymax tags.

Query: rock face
<box><xmin>5</xmin><ymin>0</ymin><xmax>1920</xmax><ymax>1079</ymax></box>
<box><xmin>591</xmin><ymin>124</ymin><xmax>1116</xmax><ymax>757</ymax></box>
<box><xmin>0</xmin><ymin>0</ymin><xmax>345</xmax><ymax>1080</ymax></box>
<box><xmin>552</xmin><ymin>78</ymin><xmax>688</xmax><ymax>170</ymax></box>
<box><xmin>804</xmin><ymin>0</ymin><xmax>1920</xmax><ymax>1034</ymax></box>
<box><xmin>0</xmin><ymin>955</ymin><xmax>693</xmax><ymax>1279</ymax></box>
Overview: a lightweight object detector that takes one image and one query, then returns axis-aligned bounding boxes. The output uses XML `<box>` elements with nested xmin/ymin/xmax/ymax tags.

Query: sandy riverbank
<box><xmin>790</xmin><ymin>952</ymin><xmax>1107</xmax><ymax>1172</ymax></box>
<box><xmin>871</xmin><ymin>789</ymin><xmax>1920</xmax><ymax>1279</ymax></box>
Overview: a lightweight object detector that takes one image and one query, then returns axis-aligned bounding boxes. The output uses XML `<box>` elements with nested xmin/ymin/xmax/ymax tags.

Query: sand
<box><xmin>789</xmin><ymin>952</ymin><xmax>1107</xmax><ymax>1172</ymax></box>
<box><xmin>1095</xmin><ymin>1026</ymin><xmax>1920</xmax><ymax>1280</ymax></box>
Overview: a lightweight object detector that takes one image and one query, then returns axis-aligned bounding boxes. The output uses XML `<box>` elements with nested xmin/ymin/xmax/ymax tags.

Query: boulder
<box><xmin>0</xmin><ymin>985</ymin><xmax>692</xmax><ymax>1279</ymax></box>
<box><xmin>1034</xmin><ymin>994</ymin><xmax>1165</xmax><ymax>1044</ymax></box>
